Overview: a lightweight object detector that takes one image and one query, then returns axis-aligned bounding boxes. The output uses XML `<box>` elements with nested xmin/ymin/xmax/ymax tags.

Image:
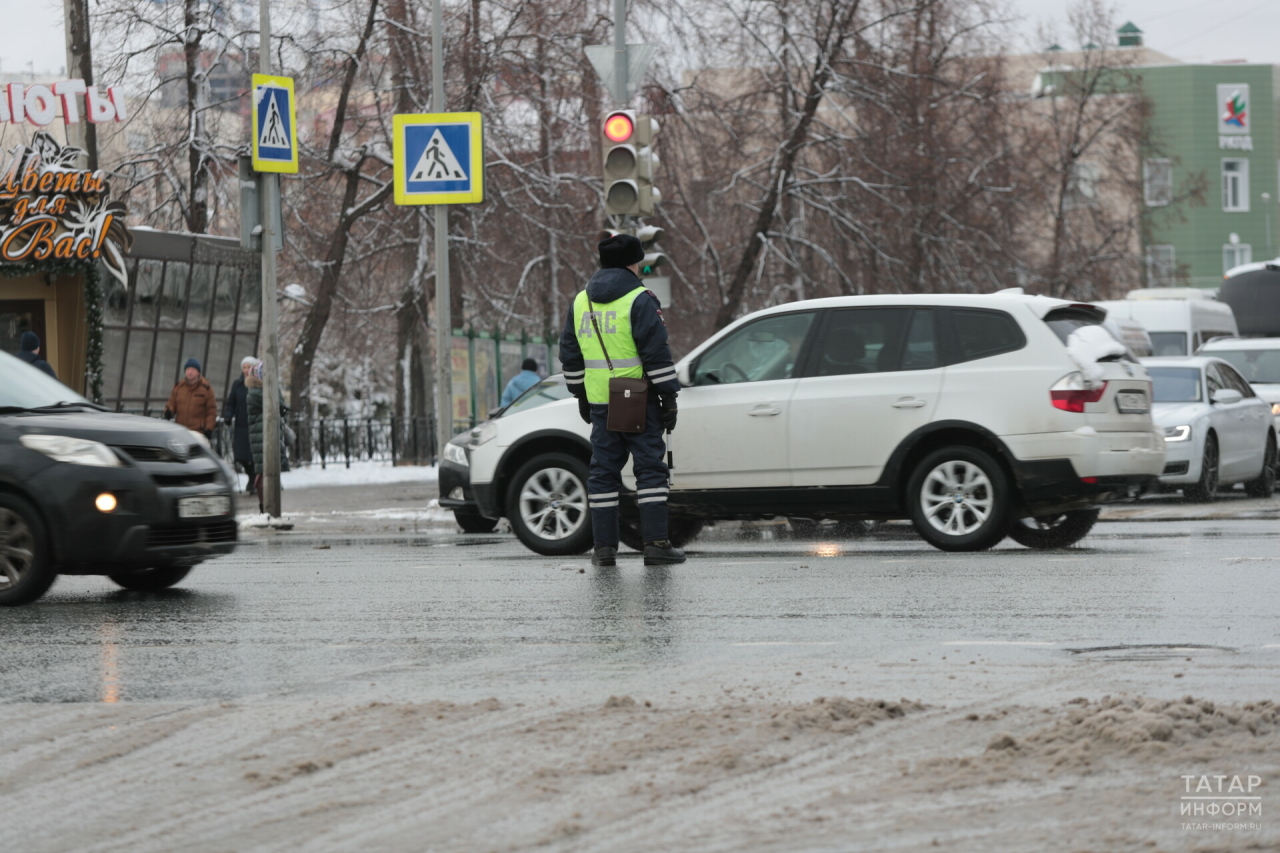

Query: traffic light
<box><xmin>601</xmin><ymin>110</ymin><xmax>660</xmax><ymax>217</ymax></box>
<box><xmin>636</xmin><ymin>224</ymin><xmax>667</xmax><ymax>277</ymax></box>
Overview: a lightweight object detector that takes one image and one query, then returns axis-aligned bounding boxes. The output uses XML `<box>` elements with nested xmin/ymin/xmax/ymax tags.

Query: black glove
<box><xmin>577</xmin><ymin>396</ymin><xmax>592</xmax><ymax>424</ymax></box>
<box><xmin>658</xmin><ymin>395</ymin><xmax>678</xmax><ymax>432</ymax></box>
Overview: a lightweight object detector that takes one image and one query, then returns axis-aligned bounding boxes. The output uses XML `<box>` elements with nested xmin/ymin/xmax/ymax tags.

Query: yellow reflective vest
<box><xmin>572</xmin><ymin>286</ymin><xmax>648</xmax><ymax>403</ymax></box>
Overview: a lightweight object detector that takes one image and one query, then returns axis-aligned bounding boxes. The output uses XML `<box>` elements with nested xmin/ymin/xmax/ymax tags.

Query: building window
<box><xmin>1064</xmin><ymin>161</ymin><xmax>1100</xmax><ymax>209</ymax></box>
<box><xmin>1146</xmin><ymin>244</ymin><xmax>1176</xmax><ymax>287</ymax></box>
<box><xmin>1223</xmin><ymin>243</ymin><xmax>1252</xmax><ymax>274</ymax></box>
<box><xmin>1222</xmin><ymin>159</ymin><xmax>1249</xmax><ymax>212</ymax></box>
<box><xmin>1144</xmin><ymin>159</ymin><xmax>1172</xmax><ymax>206</ymax></box>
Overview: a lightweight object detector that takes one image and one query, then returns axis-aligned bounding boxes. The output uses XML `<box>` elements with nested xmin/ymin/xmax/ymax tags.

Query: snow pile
<box><xmin>279</xmin><ymin>461</ymin><xmax>438</xmax><ymax>489</ymax></box>
<box><xmin>983</xmin><ymin>695</ymin><xmax>1278</xmax><ymax>768</ymax></box>
<box><xmin>1065</xmin><ymin>324</ymin><xmax>1126</xmax><ymax>388</ymax></box>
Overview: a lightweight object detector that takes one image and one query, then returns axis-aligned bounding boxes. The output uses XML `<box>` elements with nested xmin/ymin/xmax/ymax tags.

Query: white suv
<box><xmin>456</xmin><ymin>293</ymin><xmax>1165</xmax><ymax>554</ymax></box>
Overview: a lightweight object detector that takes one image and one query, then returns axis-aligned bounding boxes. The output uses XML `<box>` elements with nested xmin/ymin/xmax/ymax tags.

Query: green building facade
<box><xmin>1138</xmin><ymin>62</ymin><xmax>1279</xmax><ymax>287</ymax></box>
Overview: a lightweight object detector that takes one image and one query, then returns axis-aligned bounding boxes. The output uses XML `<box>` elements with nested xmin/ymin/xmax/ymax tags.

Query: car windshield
<box><xmin>0</xmin><ymin>351</ymin><xmax>91</xmax><ymax>410</ymax></box>
<box><xmin>1148</xmin><ymin>367</ymin><xmax>1203</xmax><ymax>403</ymax></box>
<box><xmin>1207</xmin><ymin>348</ymin><xmax>1280</xmax><ymax>384</ymax></box>
<box><xmin>1149</xmin><ymin>332</ymin><xmax>1188</xmax><ymax>356</ymax></box>
<box><xmin>501</xmin><ymin>378</ymin><xmax>570</xmax><ymax>417</ymax></box>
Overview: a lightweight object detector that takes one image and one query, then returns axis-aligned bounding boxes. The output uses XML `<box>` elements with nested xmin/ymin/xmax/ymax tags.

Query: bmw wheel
<box><xmin>505</xmin><ymin>453</ymin><xmax>593</xmax><ymax>556</ymax></box>
<box><xmin>1006</xmin><ymin>509</ymin><xmax>1099</xmax><ymax>550</ymax></box>
<box><xmin>0</xmin><ymin>494</ymin><xmax>57</xmax><ymax>606</ymax></box>
<box><xmin>619</xmin><ymin>517</ymin><xmax>705</xmax><ymax>552</ymax></box>
<box><xmin>907</xmin><ymin>446</ymin><xmax>1010</xmax><ymax>552</ymax></box>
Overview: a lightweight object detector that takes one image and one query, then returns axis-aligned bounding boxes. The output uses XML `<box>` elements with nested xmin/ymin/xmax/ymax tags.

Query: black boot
<box><xmin>592</xmin><ymin>546</ymin><xmax>618</xmax><ymax>567</ymax></box>
<box><xmin>643</xmin><ymin>540</ymin><xmax>686</xmax><ymax>566</ymax></box>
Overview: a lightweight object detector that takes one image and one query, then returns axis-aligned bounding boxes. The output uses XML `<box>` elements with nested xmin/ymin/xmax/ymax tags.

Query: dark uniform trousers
<box><xmin>587</xmin><ymin>398</ymin><xmax>669</xmax><ymax>548</ymax></box>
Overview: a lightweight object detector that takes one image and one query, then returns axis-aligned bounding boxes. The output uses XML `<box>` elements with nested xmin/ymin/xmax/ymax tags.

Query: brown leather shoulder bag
<box><xmin>588</xmin><ymin>297</ymin><xmax>648</xmax><ymax>433</ymax></box>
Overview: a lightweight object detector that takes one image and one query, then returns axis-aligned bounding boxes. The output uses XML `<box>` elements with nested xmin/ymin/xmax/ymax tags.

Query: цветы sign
<box><xmin>0</xmin><ymin>133</ymin><xmax>131</xmax><ymax>281</ymax></box>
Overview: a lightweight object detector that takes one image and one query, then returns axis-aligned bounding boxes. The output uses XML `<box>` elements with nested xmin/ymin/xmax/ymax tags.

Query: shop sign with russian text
<box><xmin>0</xmin><ymin>133</ymin><xmax>131</xmax><ymax>281</ymax></box>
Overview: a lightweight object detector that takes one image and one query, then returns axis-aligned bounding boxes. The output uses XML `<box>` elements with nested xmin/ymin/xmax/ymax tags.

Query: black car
<box><xmin>0</xmin><ymin>352</ymin><xmax>238</xmax><ymax>605</ymax></box>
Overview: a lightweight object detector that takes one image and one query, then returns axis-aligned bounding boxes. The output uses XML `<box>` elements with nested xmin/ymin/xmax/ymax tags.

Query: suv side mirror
<box><xmin>677</xmin><ymin>362</ymin><xmax>692</xmax><ymax>387</ymax></box>
<box><xmin>1211</xmin><ymin>388</ymin><xmax>1243</xmax><ymax>405</ymax></box>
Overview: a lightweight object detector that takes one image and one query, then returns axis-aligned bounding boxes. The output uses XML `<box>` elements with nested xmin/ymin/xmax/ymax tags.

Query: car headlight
<box><xmin>444</xmin><ymin>442</ymin><xmax>469</xmax><ymax>467</ymax></box>
<box><xmin>1272</xmin><ymin>403</ymin><xmax>1280</xmax><ymax>416</ymax></box>
<box><xmin>1162</xmin><ymin>424</ymin><xmax>1192</xmax><ymax>442</ymax></box>
<box><xmin>469</xmin><ymin>421</ymin><xmax>498</xmax><ymax>447</ymax></box>
<box><xmin>19</xmin><ymin>434</ymin><xmax>123</xmax><ymax>467</ymax></box>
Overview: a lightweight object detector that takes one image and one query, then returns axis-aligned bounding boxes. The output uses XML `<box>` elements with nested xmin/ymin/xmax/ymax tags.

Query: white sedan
<box><xmin>1142</xmin><ymin>356</ymin><xmax>1276</xmax><ymax>500</ymax></box>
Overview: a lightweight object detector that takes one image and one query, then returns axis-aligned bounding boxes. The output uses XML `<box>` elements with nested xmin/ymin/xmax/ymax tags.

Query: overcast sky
<box><xmin>4</xmin><ymin>0</ymin><xmax>1279</xmax><ymax>79</ymax></box>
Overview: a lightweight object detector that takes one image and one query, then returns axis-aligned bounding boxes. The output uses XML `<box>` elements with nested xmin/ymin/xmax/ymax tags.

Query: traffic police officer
<box><xmin>559</xmin><ymin>233</ymin><xmax>684</xmax><ymax>567</ymax></box>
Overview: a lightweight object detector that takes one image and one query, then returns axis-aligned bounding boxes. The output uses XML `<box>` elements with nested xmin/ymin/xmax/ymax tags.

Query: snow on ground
<box><xmin>235</xmin><ymin>461</ymin><xmax>439</xmax><ymax>490</ymax></box>
<box><xmin>238</xmin><ymin>499</ymin><xmax>459</xmax><ymax>529</ymax></box>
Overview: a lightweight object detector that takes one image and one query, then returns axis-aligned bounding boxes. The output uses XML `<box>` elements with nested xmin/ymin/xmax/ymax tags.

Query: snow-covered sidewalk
<box><xmin>233</xmin><ymin>461</ymin><xmax>439</xmax><ymax>490</ymax></box>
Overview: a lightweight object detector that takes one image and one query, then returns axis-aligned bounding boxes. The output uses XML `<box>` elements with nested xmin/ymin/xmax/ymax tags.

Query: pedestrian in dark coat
<box><xmin>223</xmin><ymin>356</ymin><xmax>259</xmax><ymax>492</ymax></box>
<box><xmin>246</xmin><ymin>363</ymin><xmax>290</xmax><ymax>512</ymax></box>
<box><xmin>16</xmin><ymin>332</ymin><xmax>57</xmax><ymax>379</ymax></box>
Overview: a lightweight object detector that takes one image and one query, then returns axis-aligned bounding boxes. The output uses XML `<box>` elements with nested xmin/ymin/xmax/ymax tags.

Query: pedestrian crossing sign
<box><xmin>251</xmin><ymin>74</ymin><xmax>298</xmax><ymax>174</ymax></box>
<box><xmin>393</xmin><ymin>112</ymin><xmax>484</xmax><ymax>205</ymax></box>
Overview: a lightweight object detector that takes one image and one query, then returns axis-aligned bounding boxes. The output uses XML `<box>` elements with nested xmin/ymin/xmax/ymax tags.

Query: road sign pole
<box><xmin>433</xmin><ymin>0</ymin><xmax>452</xmax><ymax>460</ymax></box>
<box><xmin>259</xmin><ymin>0</ymin><xmax>282</xmax><ymax>517</ymax></box>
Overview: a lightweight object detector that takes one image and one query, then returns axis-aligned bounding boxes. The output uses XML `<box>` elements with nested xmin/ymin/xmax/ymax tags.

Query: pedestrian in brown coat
<box><xmin>164</xmin><ymin>358</ymin><xmax>218</xmax><ymax>437</ymax></box>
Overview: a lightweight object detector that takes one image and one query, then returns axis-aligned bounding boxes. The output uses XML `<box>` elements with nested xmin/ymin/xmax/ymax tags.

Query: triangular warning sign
<box><xmin>410</xmin><ymin>129</ymin><xmax>466</xmax><ymax>181</ymax></box>
<box><xmin>260</xmin><ymin>92</ymin><xmax>290</xmax><ymax>149</ymax></box>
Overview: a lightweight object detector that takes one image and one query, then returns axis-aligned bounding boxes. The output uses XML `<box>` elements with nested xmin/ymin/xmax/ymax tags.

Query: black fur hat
<box><xmin>598</xmin><ymin>233</ymin><xmax>644</xmax><ymax>269</ymax></box>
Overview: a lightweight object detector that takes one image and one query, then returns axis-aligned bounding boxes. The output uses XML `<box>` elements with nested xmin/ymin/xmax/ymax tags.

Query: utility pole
<box><xmin>433</xmin><ymin>0</ymin><xmax>452</xmax><ymax>461</ymax></box>
<box><xmin>62</xmin><ymin>0</ymin><xmax>99</xmax><ymax>169</ymax></box>
<box><xmin>259</xmin><ymin>0</ymin><xmax>283</xmax><ymax>517</ymax></box>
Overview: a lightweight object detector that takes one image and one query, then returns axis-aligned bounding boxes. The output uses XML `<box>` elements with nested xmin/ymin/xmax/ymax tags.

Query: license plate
<box><xmin>1116</xmin><ymin>391</ymin><xmax>1149</xmax><ymax>414</ymax></box>
<box><xmin>178</xmin><ymin>495</ymin><xmax>231</xmax><ymax>519</ymax></box>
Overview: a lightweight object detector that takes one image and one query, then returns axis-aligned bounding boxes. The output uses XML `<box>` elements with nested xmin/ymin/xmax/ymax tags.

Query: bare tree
<box><xmin>94</xmin><ymin>0</ymin><xmax>252</xmax><ymax>233</ymax></box>
<box><xmin>286</xmin><ymin>0</ymin><xmax>396</xmax><ymax>421</ymax></box>
<box><xmin>1017</xmin><ymin>0</ymin><xmax>1202</xmax><ymax>299</ymax></box>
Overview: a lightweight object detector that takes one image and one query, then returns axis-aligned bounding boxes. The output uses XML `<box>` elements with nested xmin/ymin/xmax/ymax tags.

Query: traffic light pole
<box><xmin>613</xmin><ymin>0</ymin><xmax>628</xmax><ymax>108</ymax></box>
<box><xmin>433</xmin><ymin>0</ymin><xmax>452</xmax><ymax>463</ymax></box>
<box><xmin>613</xmin><ymin>0</ymin><xmax>629</xmax><ymax>234</ymax></box>
<box><xmin>259</xmin><ymin>0</ymin><xmax>283</xmax><ymax>518</ymax></box>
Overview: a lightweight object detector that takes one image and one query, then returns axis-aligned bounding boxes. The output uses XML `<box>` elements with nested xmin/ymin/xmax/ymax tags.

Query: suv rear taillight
<box><xmin>1050</xmin><ymin>372</ymin><xmax>1107</xmax><ymax>413</ymax></box>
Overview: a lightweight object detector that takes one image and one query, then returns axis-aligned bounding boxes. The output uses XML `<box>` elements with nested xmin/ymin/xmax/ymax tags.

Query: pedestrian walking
<box><xmin>15</xmin><ymin>332</ymin><xmax>56</xmax><ymax>379</ymax></box>
<box><xmin>559</xmin><ymin>232</ymin><xmax>683</xmax><ymax>567</ymax></box>
<box><xmin>500</xmin><ymin>358</ymin><xmax>542</xmax><ymax>407</ymax></box>
<box><xmin>163</xmin><ymin>358</ymin><xmax>217</xmax><ymax>437</ymax></box>
<box><xmin>245</xmin><ymin>362</ymin><xmax>290</xmax><ymax>513</ymax></box>
<box><xmin>223</xmin><ymin>356</ymin><xmax>260</xmax><ymax>493</ymax></box>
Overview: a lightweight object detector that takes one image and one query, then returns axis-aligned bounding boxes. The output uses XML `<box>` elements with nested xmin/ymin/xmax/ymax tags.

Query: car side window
<box><xmin>1216</xmin><ymin>362</ymin><xmax>1255</xmax><ymax>397</ymax></box>
<box><xmin>948</xmin><ymin>309</ymin><xmax>1026</xmax><ymax>364</ymax></box>
<box><xmin>811</xmin><ymin>308</ymin><xmax>911</xmax><ymax>377</ymax></box>
<box><xmin>902</xmin><ymin>309</ymin><xmax>939</xmax><ymax>371</ymax></box>
<box><xmin>692</xmin><ymin>312</ymin><xmax>815</xmax><ymax>385</ymax></box>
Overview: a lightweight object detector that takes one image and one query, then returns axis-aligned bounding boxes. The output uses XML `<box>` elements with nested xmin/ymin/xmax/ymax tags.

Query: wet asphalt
<box><xmin>4</xmin><ymin>517</ymin><xmax>1278</xmax><ymax>708</ymax></box>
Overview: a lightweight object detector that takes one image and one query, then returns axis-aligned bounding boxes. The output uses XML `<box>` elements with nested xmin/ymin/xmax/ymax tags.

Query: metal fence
<box><xmin>210</xmin><ymin>416</ymin><xmax>439</xmax><ymax>470</ymax></box>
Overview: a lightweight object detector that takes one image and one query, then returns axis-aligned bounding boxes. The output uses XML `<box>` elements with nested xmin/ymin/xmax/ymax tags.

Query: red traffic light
<box><xmin>604</xmin><ymin>112</ymin><xmax>634</xmax><ymax>143</ymax></box>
